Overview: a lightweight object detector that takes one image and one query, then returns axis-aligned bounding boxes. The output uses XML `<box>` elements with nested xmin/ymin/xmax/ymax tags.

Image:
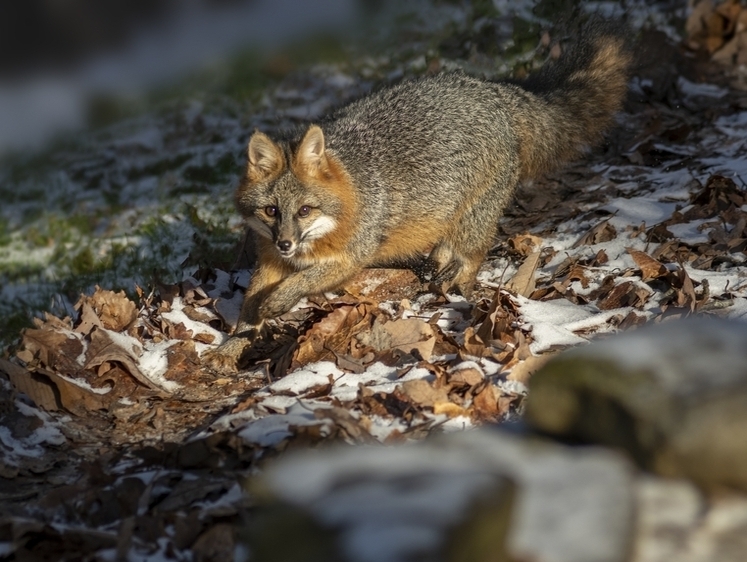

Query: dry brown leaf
<box><xmin>597</xmin><ymin>281</ymin><xmax>646</xmax><ymax>310</ymax></box>
<box><xmin>676</xmin><ymin>267</ymin><xmax>699</xmax><ymax>312</ymax></box>
<box><xmin>505</xmin><ymin>251</ymin><xmax>541</xmax><ymax>297</ymax></box>
<box><xmin>85</xmin><ymin>328</ymin><xmax>167</xmax><ymax>392</ymax></box>
<box><xmin>470</xmin><ymin>384</ymin><xmax>503</xmax><ymax>421</ymax></box>
<box><xmin>74</xmin><ymin>302</ymin><xmax>103</xmax><ymax>336</ymax></box>
<box><xmin>382</xmin><ymin>318</ymin><xmax>435</xmax><ymax>361</ymax></box>
<box><xmin>327</xmin><ymin>348</ymin><xmax>369</xmax><ymax>373</ymax></box>
<box><xmin>181</xmin><ymin>305</ymin><xmax>219</xmax><ymax>325</ymax></box>
<box><xmin>313</xmin><ymin>407</ymin><xmax>377</xmax><ymax>444</ymax></box>
<box><xmin>42</xmin><ymin>370</ymin><xmax>115</xmax><ymax>416</ymax></box>
<box><xmin>686</xmin><ymin>0</ymin><xmax>715</xmax><ymax>43</ymax></box>
<box><xmin>343</xmin><ymin>269</ymin><xmax>421</xmax><ymax>301</ymax></box>
<box><xmin>560</xmin><ymin>264</ymin><xmax>591</xmax><ymax>289</ymax></box>
<box><xmin>20</xmin><ymin>327</ymin><xmax>81</xmax><ymax>371</ymax></box>
<box><xmin>293</xmin><ymin>305</ymin><xmax>359</xmax><ymax>365</ymax></box>
<box><xmin>78</xmin><ymin>287</ymin><xmax>138</xmax><ymax>332</ymax></box>
<box><xmin>400</xmin><ymin>379</ymin><xmax>450</xmax><ymax>407</ymax></box>
<box><xmin>0</xmin><ymin>358</ymin><xmax>60</xmax><ymax>411</ymax></box>
<box><xmin>508</xmin><ymin>233</ymin><xmax>543</xmax><ymax>256</ymax></box>
<box><xmin>461</xmin><ymin>327</ymin><xmax>489</xmax><ymax>358</ymax></box>
<box><xmin>303</xmin><ymin>377</ymin><xmax>334</xmax><ymax>399</ymax></box>
<box><xmin>432</xmin><ymin>402</ymin><xmax>468</xmax><ymax>417</ymax></box>
<box><xmin>573</xmin><ymin>220</ymin><xmax>617</xmax><ymax>247</ymax></box>
<box><xmin>474</xmin><ymin>290</ymin><xmax>519</xmax><ymax>344</ymax></box>
<box><xmin>506</xmin><ymin>354</ymin><xmax>554</xmax><ymax>385</ymax></box>
<box><xmin>627</xmin><ymin>248</ymin><xmax>668</xmax><ymax>281</ymax></box>
<box><xmin>448</xmin><ymin>366</ymin><xmax>485</xmax><ymax>387</ymax></box>
<box><xmin>161</xmin><ymin>340</ymin><xmax>202</xmax><ymax>386</ymax></box>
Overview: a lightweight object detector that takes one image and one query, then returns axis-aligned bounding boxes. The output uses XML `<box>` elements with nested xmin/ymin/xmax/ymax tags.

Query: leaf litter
<box><xmin>4</xmin><ymin>2</ymin><xmax>747</xmax><ymax>560</ymax></box>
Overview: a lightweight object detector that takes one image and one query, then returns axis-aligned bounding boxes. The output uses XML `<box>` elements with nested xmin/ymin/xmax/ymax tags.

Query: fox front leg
<box><xmin>258</xmin><ymin>259</ymin><xmax>360</xmax><ymax>320</ymax></box>
<box><xmin>202</xmin><ymin>261</ymin><xmax>287</xmax><ymax>373</ymax></box>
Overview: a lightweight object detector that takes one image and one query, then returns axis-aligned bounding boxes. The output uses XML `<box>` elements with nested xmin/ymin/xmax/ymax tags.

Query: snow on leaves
<box><xmin>2</xmin><ymin>271</ymin><xmax>531</xmax><ymax>451</ymax></box>
<box><xmin>4</xmin><ymin>170</ymin><xmax>747</xmax><ymax>453</ymax></box>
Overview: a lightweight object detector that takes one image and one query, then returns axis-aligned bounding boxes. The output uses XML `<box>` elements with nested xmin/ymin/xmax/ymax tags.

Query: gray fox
<box><xmin>205</xmin><ymin>19</ymin><xmax>633</xmax><ymax>372</ymax></box>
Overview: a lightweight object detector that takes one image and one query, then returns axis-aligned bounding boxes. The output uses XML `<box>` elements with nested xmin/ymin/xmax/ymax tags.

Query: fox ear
<box><xmin>247</xmin><ymin>131</ymin><xmax>283</xmax><ymax>180</ymax></box>
<box><xmin>296</xmin><ymin>125</ymin><xmax>326</xmax><ymax>171</ymax></box>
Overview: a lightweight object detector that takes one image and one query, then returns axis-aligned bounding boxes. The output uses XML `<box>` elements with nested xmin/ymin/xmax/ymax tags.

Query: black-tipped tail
<box><xmin>512</xmin><ymin>18</ymin><xmax>634</xmax><ymax>179</ymax></box>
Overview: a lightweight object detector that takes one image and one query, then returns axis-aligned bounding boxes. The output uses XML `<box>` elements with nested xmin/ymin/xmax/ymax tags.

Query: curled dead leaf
<box><xmin>448</xmin><ymin>366</ymin><xmax>485</xmax><ymax>387</ymax></box>
<box><xmin>505</xmin><ymin>251</ymin><xmax>541</xmax><ymax>297</ymax></box>
<box><xmin>76</xmin><ymin>287</ymin><xmax>138</xmax><ymax>332</ymax></box>
<box><xmin>573</xmin><ymin>220</ymin><xmax>617</xmax><ymax>247</ymax></box>
<box><xmin>508</xmin><ymin>233</ymin><xmax>543</xmax><ymax>256</ymax></box>
<box><xmin>627</xmin><ymin>248</ymin><xmax>668</xmax><ymax>281</ymax></box>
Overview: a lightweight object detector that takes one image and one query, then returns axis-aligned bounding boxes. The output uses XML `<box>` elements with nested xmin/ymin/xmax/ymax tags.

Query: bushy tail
<box><xmin>511</xmin><ymin>18</ymin><xmax>633</xmax><ymax>180</ymax></box>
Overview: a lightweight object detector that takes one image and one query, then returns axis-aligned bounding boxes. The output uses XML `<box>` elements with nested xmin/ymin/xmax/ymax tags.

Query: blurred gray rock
<box><xmin>525</xmin><ymin>317</ymin><xmax>747</xmax><ymax>491</ymax></box>
<box><xmin>244</xmin><ymin>430</ymin><xmax>634</xmax><ymax>562</ymax></box>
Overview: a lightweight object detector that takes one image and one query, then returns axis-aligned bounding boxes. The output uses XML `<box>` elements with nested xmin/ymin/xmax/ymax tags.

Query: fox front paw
<box><xmin>202</xmin><ymin>337</ymin><xmax>252</xmax><ymax>373</ymax></box>
<box><xmin>257</xmin><ymin>294</ymin><xmax>297</xmax><ymax>320</ymax></box>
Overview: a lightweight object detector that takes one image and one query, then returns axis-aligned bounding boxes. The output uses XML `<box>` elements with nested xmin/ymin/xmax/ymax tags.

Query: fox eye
<box><xmin>298</xmin><ymin>205</ymin><xmax>311</xmax><ymax>217</ymax></box>
<box><xmin>264</xmin><ymin>206</ymin><xmax>278</xmax><ymax>217</ymax></box>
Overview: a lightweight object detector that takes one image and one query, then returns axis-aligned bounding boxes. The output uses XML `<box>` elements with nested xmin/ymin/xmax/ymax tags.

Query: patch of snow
<box><xmin>269</xmin><ymin>361</ymin><xmax>342</xmax><ymax>394</ymax></box>
<box><xmin>239</xmin><ymin>401</ymin><xmax>330</xmax><ymax>447</ymax></box>
<box><xmin>667</xmin><ymin>220</ymin><xmax>711</xmax><ymax>245</ymax></box>
<box><xmin>162</xmin><ymin>297</ymin><xmax>228</xmax><ymax>345</ymax></box>
<box><xmin>517</xmin><ymin>297</ymin><xmax>599</xmax><ymax>353</ymax></box>
<box><xmin>602</xmin><ymin>197</ymin><xmax>678</xmax><ymax>226</ymax></box>
<box><xmin>140</xmin><ymin>339</ymin><xmax>181</xmax><ymax>392</ymax></box>
<box><xmin>0</xmin><ymin>400</ymin><xmax>66</xmax><ymax>463</ymax></box>
<box><xmin>14</xmin><ymin>401</ymin><xmax>66</xmax><ymax>446</ymax></box>
<box><xmin>677</xmin><ymin>77</ymin><xmax>728</xmax><ymax>100</ymax></box>
<box><xmin>194</xmin><ymin>481</ymin><xmax>245</xmax><ymax>512</ymax></box>
<box><xmin>56</xmin><ymin>373</ymin><xmax>113</xmax><ymax>395</ymax></box>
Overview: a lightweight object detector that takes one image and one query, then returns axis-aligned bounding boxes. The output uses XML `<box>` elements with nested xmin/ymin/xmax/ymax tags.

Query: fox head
<box><xmin>235</xmin><ymin>125</ymin><xmax>354</xmax><ymax>259</ymax></box>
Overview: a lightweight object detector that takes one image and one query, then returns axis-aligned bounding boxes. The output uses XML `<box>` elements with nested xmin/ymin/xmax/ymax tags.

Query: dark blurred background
<box><xmin>0</xmin><ymin>0</ymin><xmax>362</xmax><ymax>153</ymax></box>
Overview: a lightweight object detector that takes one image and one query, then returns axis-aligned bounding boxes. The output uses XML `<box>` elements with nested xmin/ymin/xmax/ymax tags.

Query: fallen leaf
<box><xmin>470</xmin><ymin>384</ymin><xmax>504</xmax><ymax>421</ymax></box>
<box><xmin>85</xmin><ymin>328</ymin><xmax>168</xmax><ymax>392</ymax></box>
<box><xmin>432</xmin><ymin>402</ymin><xmax>468</xmax><ymax>417</ymax></box>
<box><xmin>506</xmin><ymin>251</ymin><xmax>541</xmax><ymax>297</ymax></box>
<box><xmin>42</xmin><ymin>370</ymin><xmax>114</xmax><ymax>416</ymax></box>
<box><xmin>0</xmin><ymin>358</ymin><xmax>59</xmax><ymax>411</ymax></box>
<box><xmin>627</xmin><ymin>248</ymin><xmax>668</xmax><ymax>281</ymax></box>
<box><xmin>343</xmin><ymin>268</ymin><xmax>422</xmax><ymax>301</ymax></box>
<box><xmin>461</xmin><ymin>327</ymin><xmax>489</xmax><ymax>358</ymax></box>
<box><xmin>597</xmin><ymin>281</ymin><xmax>648</xmax><ymax>310</ymax></box>
<box><xmin>74</xmin><ymin>302</ymin><xmax>103</xmax><ymax>336</ymax></box>
<box><xmin>313</xmin><ymin>407</ymin><xmax>377</xmax><ymax>444</ymax></box>
<box><xmin>78</xmin><ymin>287</ymin><xmax>138</xmax><ymax>332</ymax></box>
<box><xmin>506</xmin><ymin>354</ymin><xmax>554</xmax><ymax>385</ymax></box>
<box><xmin>448</xmin><ymin>366</ymin><xmax>485</xmax><ymax>387</ymax></box>
<box><xmin>508</xmin><ymin>233</ymin><xmax>543</xmax><ymax>256</ymax></box>
<box><xmin>573</xmin><ymin>220</ymin><xmax>617</xmax><ymax>247</ymax></box>
<box><xmin>400</xmin><ymin>379</ymin><xmax>450</xmax><ymax>407</ymax></box>
<box><xmin>382</xmin><ymin>318</ymin><xmax>435</xmax><ymax>361</ymax></box>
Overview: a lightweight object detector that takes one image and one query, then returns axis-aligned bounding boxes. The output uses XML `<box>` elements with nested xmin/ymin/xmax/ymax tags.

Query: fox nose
<box><xmin>277</xmin><ymin>240</ymin><xmax>292</xmax><ymax>252</ymax></box>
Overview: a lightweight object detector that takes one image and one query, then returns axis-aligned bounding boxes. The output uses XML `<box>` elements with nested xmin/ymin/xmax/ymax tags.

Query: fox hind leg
<box><xmin>428</xmin><ymin>192</ymin><xmax>506</xmax><ymax>298</ymax></box>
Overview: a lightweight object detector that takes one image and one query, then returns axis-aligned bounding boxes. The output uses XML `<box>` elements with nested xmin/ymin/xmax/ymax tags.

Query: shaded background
<box><xmin>0</xmin><ymin>0</ymin><xmax>368</xmax><ymax>153</ymax></box>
